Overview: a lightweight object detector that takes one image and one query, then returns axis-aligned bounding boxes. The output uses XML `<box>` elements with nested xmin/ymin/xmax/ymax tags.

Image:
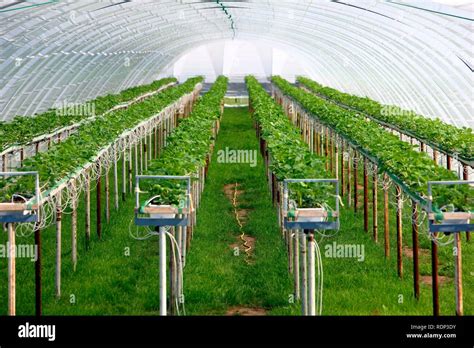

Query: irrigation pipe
<box><xmin>232</xmin><ymin>182</ymin><xmax>252</xmax><ymax>263</ymax></box>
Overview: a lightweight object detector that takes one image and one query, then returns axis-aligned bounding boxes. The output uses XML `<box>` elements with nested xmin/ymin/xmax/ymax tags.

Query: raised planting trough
<box><xmin>0</xmin><ymin>172</ymin><xmax>41</xmax><ymax>223</ymax></box>
<box><xmin>134</xmin><ymin>175</ymin><xmax>193</xmax><ymax>227</ymax></box>
<box><xmin>283</xmin><ymin>178</ymin><xmax>340</xmax><ymax>231</ymax></box>
<box><xmin>427</xmin><ymin>180</ymin><xmax>474</xmax><ymax>233</ymax></box>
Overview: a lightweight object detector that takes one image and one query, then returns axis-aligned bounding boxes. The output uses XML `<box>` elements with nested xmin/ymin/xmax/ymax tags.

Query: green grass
<box><xmin>183</xmin><ymin>107</ymin><xmax>295</xmax><ymax>315</ymax></box>
<box><xmin>297</xmin><ymin>139</ymin><xmax>474</xmax><ymax>315</ymax></box>
<box><xmin>0</xmin><ymin>107</ymin><xmax>471</xmax><ymax>316</ymax></box>
<box><xmin>0</xmin><ymin>147</ymin><xmax>165</xmax><ymax>315</ymax></box>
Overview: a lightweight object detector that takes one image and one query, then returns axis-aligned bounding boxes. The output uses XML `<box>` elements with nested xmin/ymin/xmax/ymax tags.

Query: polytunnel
<box><xmin>1</xmin><ymin>0</ymin><xmax>473</xmax><ymax>127</ymax></box>
<box><xmin>0</xmin><ymin>0</ymin><xmax>473</xmax><ymax>344</ymax></box>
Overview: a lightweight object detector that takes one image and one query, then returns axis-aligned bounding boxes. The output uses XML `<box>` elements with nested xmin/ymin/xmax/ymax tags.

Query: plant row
<box><xmin>246</xmin><ymin>76</ymin><xmax>333</xmax><ymax>208</ymax></box>
<box><xmin>144</xmin><ymin>76</ymin><xmax>229</xmax><ymax>206</ymax></box>
<box><xmin>273</xmin><ymin>76</ymin><xmax>472</xmax><ymax>211</ymax></box>
<box><xmin>0</xmin><ymin>77</ymin><xmax>177</xmax><ymax>153</ymax></box>
<box><xmin>297</xmin><ymin>76</ymin><xmax>474</xmax><ymax>161</ymax></box>
<box><xmin>0</xmin><ymin>77</ymin><xmax>203</xmax><ymax>203</ymax></box>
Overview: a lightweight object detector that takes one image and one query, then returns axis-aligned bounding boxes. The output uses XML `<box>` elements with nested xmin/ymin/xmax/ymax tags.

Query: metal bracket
<box><xmin>427</xmin><ymin>180</ymin><xmax>474</xmax><ymax>233</ymax></box>
<box><xmin>283</xmin><ymin>178</ymin><xmax>340</xmax><ymax>231</ymax></box>
<box><xmin>134</xmin><ymin>175</ymin><xmax>192</xmax><ymax>227</ymax></box>
<box><xmin>0</xmin><ymin>171</ymin><xmax>41</xmax><ymax>223</ymax></box>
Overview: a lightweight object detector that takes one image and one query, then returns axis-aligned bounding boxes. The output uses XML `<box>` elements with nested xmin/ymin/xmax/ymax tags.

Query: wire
<box><xmin>164</xmin><ymin>229</ymin><xmax>186</xmax><ymax>316</ymax></box>
<box><xmin>314</xmin><ymin>237</ymin><xmax>323</xmax><ymax>316</ymax></box>
<box><xmin>232</xmin><ymin>182</ymin><xmax>252</xmax><ymax>263</ymax></box>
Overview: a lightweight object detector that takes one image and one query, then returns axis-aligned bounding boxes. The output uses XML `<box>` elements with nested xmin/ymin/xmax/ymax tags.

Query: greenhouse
<box><xmin>0</xmin><ymin>0</ymin><xmax>473</xmax><ymax>345</ymax></box>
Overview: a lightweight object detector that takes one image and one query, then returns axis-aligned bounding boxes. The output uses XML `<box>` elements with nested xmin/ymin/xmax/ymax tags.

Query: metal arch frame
<box><xmin>1</xmin><ymin>2</ymin><xmax>230</xmax><ymax>115</ymax></box>
<box><xmin>234</xmin><ymin>3</ymin><xmax>472</xmax><ymax>126</ymax></box>
<box><xmin>0</xmin><ymin>0</ymin><xmax>472</xmax><ymax>128</ymax></box>
<box><xmin>234</xmin><ymin>18</ymin><xmax>442</xmax><ymax>122</ymax></box>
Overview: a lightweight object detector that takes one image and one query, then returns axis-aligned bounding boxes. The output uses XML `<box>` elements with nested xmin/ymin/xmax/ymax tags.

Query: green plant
<box><xmin>143</xmin><ymin>76</ymin><xmax>228</xmax><ymax>206</ymax></box>
<box><xmin>274</xmin><ymin>76</ymin><xmax>472</xmax><ymax>211</ymax></box>
<box><xmin>0</xmin><ymin>77</ymin><xmax>177</xmax><ymax>153</ymax></box>
<box><xmin>298</xmin><ymin>76</ymin><xmax>474</xmax><ymax>160</ymax></box>
<box><xmin>246</xmin><ymin>76</ymin><xmax>332</xmax><ymax>208</ymax></box>
<box><xmin>0</xmin><ymin>78</ymin><xmax>202</xmax><ymax>202</ymax></box>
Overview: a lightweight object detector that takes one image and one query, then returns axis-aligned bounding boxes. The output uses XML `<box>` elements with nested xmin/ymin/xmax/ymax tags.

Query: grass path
<box><xmin>183</xmin><ymin>107</ymin><xmax>295</xmax><ymax>315</ymax></box>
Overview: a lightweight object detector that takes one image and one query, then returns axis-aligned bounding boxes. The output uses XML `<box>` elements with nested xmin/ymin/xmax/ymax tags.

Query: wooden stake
<box><xmin>35</xmin><ymin>224</ymin><xmax>42</xmax><ymax>316</ymax></box>
<box><xmin>56</xmin><ymin>194</ymin><xmax>62</xmax><ymax>298</ymax></box>
<box><xmin>72</xmin><ymin>195</ymin><xmax>77</xmax><ymax>271</ymax></box>
<box><xmin>396</xmin><ymin>186</ymin><xmax>403</xmax><ymax>279</ymax></box>
<box><xmin>20</xmin><ymin>148</ymin><xmax>24</xmax><ymax>168</ymax></box>
<box><xmin>149</xmin><ymin>132</ymin><xmax>153</xmax><ymax>162</ymax></box>
<box><xmin>129</xmin><ymin>142</ymin><xmax>133</xmax><ymax>195</ymax></box>
<box><xmin>8</xmin><ymin>223</ymin><xmax>15</xmax><ymax>316</ymax></box>
<box><xmin>412</xmin><ymin>201</ymin><xmax>420</xmax><ymax>300</ymax></box>
<box><xmin>363</xmin><ymin>159</ymin><xmax>369</xmax><ymax>232</ymax></box>
<box><xmin>122</xmin><ymin>145</ymin><xmax>127</xmax><ymax>202</ymax></box>
<box><xmin>114</xmin><ymin>148</ymin><xmax>119</xmax><ymax>210</ymax></box>
<box><xmin>294</xmin><ymin>231</ymin><xmax>300</xmax><ymax>300</ymax></box>
<box><xmin>347</xmin><ymin>150</ymin><xmax>351</xmax><ymax>207</ymax></box>
<box><xmin>446</xmin><ymin>155</ymin><xmax>452</xmax><ymax>171</ymax></box>
<box><xmin>353</xmin><ymin>157</ymin><xmax>358</xmax><ymax>213</ymax></box>
<box><xmin>329</xmin><ymin>130</ymin><xmax>333</xmax><ymax>174</ymax></box>
<box><xmin>341</xmin><ymin>142</ymin><xmax>345</xmax><ymax>196</ymax></box>
<box><xmin>383</xmin><ymin>174</ymin><xmax>390</xmax><ymax>258</ymax></box>
<box><xmin>335</xmin><ymin>136</ymin><xmax>339</xmax><ymax>179</ymax></box>
<box><xmin>433</xmin><ymin>150</ymin><xmax>438</xmax><ymax>165</ymax></box>
<box><xmin>154</xmin><ymin>127</ymin><xmax>158</xmax><ymax>159</ymax></box>
<box><xmin>463</xmin><ymin>165</ymin><xmax>470</xmax><ymax>242</ymax></box>
<box><xmin>2</xmin><ymin>154</ymin><xmax>7</xmax><ymax>172</ymax></box>
<box><xmin>325</xmin><ymin>128</ymin><xmax>329</xmax><ymax>172</ymax></box>
<box><xmin>134</xmin><ymin>141</ymin><xmax>139</xmax><ymax>178</ymax></box>
<box><xmin>97</xmin><ymin>166</ymin><xmax>102</xmax><ymax>239</ymax></box>
<box><xmin>454</xmin><ymin>233</ymin><xmax>463</xmax><ymax>316</ymax></box>
<box><xmin>373</xmin><ymin>170</ymin><xmax>378</xmax><ymax>242</ymax></box>
<box><xmin>85</xmin><ymin>172</ymin><xmax>91</xmax><ymax>248</ymax></box>
<box><xmin>144</xmin><ymin>136</ymin><xmax>148</xmax><ymax>172</ymax></box>
<box><xmin>288</xmin><ymin>230</ymin><xmax>294</xmax><ymax>274</ymax></box>
<box><xmin>431</xmin><ymin>234</ymin><xmax>439</xmax><ymax>316</ymax></box>
<box><xmin>105</xmin><ymin>167</ymin><xmax>110</xmax><ymax>223</ymax></box>
<box><xmin>316</xmin><ymin>129</ymin><xmax>321</xmax><ymax>156</ymax></box>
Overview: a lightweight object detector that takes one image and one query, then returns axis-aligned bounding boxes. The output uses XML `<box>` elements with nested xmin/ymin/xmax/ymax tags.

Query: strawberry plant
<box><xmin>143</xmin><ymin>76</ymin><xmax>228</xmax><ymax>206</ymax></box>
<box><xmin>0</xmin><ymin>77</ymin><xmax>202</xmax><ymax>203</ymax></box>
<box><xmin>298</xmin><ymin>76</ymin><xmax>474</xmax><ymax>161</ymax></box>
<box><xmin>246</xmin><ymin>76</ymin><xmax>333</xmax><ymax>208</ymax></box>
<box><xmin>273</xmin><ymin>76</ymin><xmax>472</xmax><ymax>211</ymax></box>
<box><xmin>0</xmin><ymin>77</ymin><xmax>177</xmax><ymax>153</ymax></box>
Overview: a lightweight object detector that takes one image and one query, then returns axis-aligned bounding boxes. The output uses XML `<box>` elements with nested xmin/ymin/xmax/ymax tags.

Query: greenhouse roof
<box><xmin>0</xmin><ymin>0</ymin><xmax>472</xmax><ymax>128</ymax></box>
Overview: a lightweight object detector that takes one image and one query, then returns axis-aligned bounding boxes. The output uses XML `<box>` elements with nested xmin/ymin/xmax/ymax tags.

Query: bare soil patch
<box><xmin>420</xmin><ymin>275</ymin><xmax>452</xmax><ymax>286</ymax></box>
<box><xmin>402</xmin><ymin>246</ymin><xmax>430</xmax><ymax>258</ymax></box>
<box><xmin>223</xmin><ymin>183</ymin><xmax>244</xmax><ymax>201</ymax></box>
<box><xmin>229</xmin><ymin>235</ymin><xmax>256</xmax><ymax>254</ymax></box>
<box><xmin>225</xmin><ymin>306</ymin><xmax>267</xmax><ymax>316</ymax></box>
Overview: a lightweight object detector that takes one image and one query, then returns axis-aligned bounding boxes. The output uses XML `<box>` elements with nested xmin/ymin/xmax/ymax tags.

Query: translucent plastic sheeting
<box><xmin>0</xmin><ymin>0</ymin><xmax>472</xmax><ymax>128</ymax></box>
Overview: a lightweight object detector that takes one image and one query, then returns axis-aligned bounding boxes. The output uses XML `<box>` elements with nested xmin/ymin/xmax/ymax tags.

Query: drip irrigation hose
<box><xmin>128</xmin><ymin>220</ymin><xmax>186</xmax><ymax>316</ymax></box>
<box><xmin>164</xmin><ymin>230</ymin><xmax>186</xmax><ymax>316</ymax></box>
<box><xmin>314</xmin><ymin>237</ymin><xmax>324</xmax><ymax>315</ymax></box>
<box><xmin>232</xmin><ymin>183</ymin><xmax>252</xmax><ymax>263</ymax></box>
